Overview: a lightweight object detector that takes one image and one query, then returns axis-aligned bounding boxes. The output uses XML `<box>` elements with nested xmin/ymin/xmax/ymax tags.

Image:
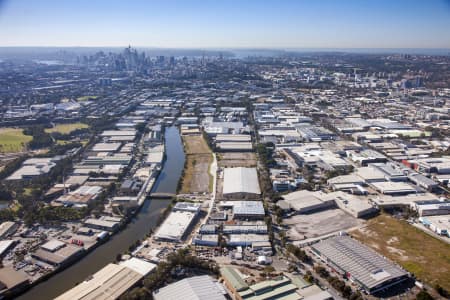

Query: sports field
<box><xmin>76</xmin><ymin>95</ymin><xmax>99</xmax><ymax>101</ymax></box>
<box><xmin>0</xmin><ymin>128</ymin><xmax>32</xmax><ymax>153</ymax></box>
<box><xmin>45</xmin><ymin>123</ymin><xmax>89</xmax><ymax>134</ymax></box>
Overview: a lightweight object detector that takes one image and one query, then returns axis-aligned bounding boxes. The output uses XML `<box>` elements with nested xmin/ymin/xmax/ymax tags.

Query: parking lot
<box><xmin>284</xmin><ymin>209</ymin><xmax>364</xmax><ymax>241</ymax></box>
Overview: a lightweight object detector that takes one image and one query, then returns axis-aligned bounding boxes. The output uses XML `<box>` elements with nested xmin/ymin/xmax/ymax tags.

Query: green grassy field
<box><xmin>0</xmin><ymin>128</ymin><xmax>32</xmax><ymax>153</ymax></box>
<box><xmin>76</xmin><ymin>95</ymin><xmax>99</xmax><ymax>102</ymax></box>
<box><xmin>23</xmin><ymin>188</ymin><xmax>34</xmax><ymax>196</ymax></box>
<box><xmin>45</xmin><ymin>123</ymin><xmax>89</xmax><ymax>134</ymax></box>
<box><xmin>351</xmin><ymin>214</ymin><xmax>450</xmax><ymax>291</ymax></box>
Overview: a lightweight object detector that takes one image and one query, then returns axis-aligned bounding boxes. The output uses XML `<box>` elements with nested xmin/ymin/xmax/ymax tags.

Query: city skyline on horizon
<box><xmin>0</xmin><ymin>0</ymin><xmax>450</xmax><ymax>49</ymax></box>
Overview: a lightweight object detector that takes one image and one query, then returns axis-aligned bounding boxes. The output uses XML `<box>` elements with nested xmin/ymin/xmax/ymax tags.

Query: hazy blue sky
<box><xmin>0</xmin><ymin>0</ymin><xmax>449</xmax><ymax>48</ymax></box>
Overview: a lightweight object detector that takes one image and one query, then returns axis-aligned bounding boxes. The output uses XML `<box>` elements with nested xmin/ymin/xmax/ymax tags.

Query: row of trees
<box><xmin>21</xmin><ymin>124</ymin><xmax>83</xmax><ymax>153</ymax></box>
<box><xmin>0</xmin><ymin>208</ymin><xmax>16</xmax><ymax>222</ymax></box>
<box><xmin>23</xmin><ymin>126</ymin><xmax>53</xmax><ymax>149</ymax></box>
<box><xmin>433</xmin><ymin>284</ymin><xmax>449</xmax><ymax>298</ymax></box>
<box><xmin>0</xmin><ymin>184</ymin><xmax>13</xmax><ymax>201</ymax></box>
<box><xmin>256</xmin><ymin>142</ymin><xmax>278</xmax><ymax>202</ymax></box>
<box><xmin>43</xmin><ymin>141</ymin><xmax>82</xmax><ymax>156</ymax></box>
<box><xmin>313</xmin><ymin>265</ymin><xmax>363</xmax><ymax>300</ymax></box>
<box><xmin>256</xmin><ymin>142</ymin><xmax>276</xmax><ymax>168</ymax></box>
<box><xmin>22</xmin><ymin>206</ymin><xmax>87</xmax><ymax>225</ymax></box>
<box><xmin>286</xmin><ymin>244</ymin><xmax>311</xmax><ymax>263</ymax></box>
<box><xmin>0</xmin><ymin>156</ymin><xmax>28</xmax><ymax>180</ymax></box>
<box><xmin>49</xmin><ymin>128</ymin><xmax>89</xmax><ymax>141</ymax></box>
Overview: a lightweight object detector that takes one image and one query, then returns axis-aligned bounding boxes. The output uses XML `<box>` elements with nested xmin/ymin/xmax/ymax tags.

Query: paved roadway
<box><xmin>203</xmin><ymin>152</ymin><xmax>218</xmax><ymax>225</ymax></box>
<box><xmin>412</xmin><ymin>222</ymin><xmax>450</xmax><ymax>244</ymax></box>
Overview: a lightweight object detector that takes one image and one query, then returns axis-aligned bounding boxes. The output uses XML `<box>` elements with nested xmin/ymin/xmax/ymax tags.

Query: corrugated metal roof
<box><xmin>233</xmin><ymin>201</ymin><xmax>265</xmax><ymax>217</ymax></box>
<box><xmin>223</xmin><ymin>167</ymin><xmax>261</xmax><ymax>195</ymax></box>
<box><xmin>153</xmin><ymin>275</ymin><xmax>227</xmax><ymax>300</ymax></box>
<box><xmin>220</xmin><ymin>267</ymin><xmax>248</xmax><ymax>292</ymax></box>
<box><xmin>312</xmin><ymin>236</ymin><xmax>408</xmax><ymax>291</ymax></box>
<box><xmin>55</xmin><ymin>264</ymin><xmax>142</xmax><ymax>300</ymax></box>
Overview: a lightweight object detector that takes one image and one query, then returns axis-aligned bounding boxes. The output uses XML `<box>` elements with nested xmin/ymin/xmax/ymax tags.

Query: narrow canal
<box><xmin>18</xmin><ymin>126</ymin><xmax>185</xmax><ymax>300</ymax></box>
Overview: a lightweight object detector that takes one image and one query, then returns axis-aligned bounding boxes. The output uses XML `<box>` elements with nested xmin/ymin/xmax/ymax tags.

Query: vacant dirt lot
<box><xmin>180</xmin><ymin>135</ymin><xmax>213</xmax><ymax>194</ymax></box>
<box><xmin>285</xmin><ymin>209</ymin><xmax>363</xmax><ymax>241</ymax></box>
<box><xmin>351</xmin><ymin>214</ymin><xmax>450</xmax><ymax>291</ymax></box>
<box><xmin>218</xmin><ymin>152</ymin><xmax>257</xmax><ymax>167</ymax></box>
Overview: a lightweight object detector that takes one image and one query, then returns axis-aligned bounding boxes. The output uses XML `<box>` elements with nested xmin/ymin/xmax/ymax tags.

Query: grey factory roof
<box><xmin>327</xmin><ymin>174</ymin><xmax>365</xmax><ymax>185</ymax></box>
<box><xmin>41</xmin><ymin>239</ymin><xmax>66</xmax><ymax>252</ymax></box>
<box><xmin>92</xmin><ymin>142</ymin><xmax>122</xmax><ymax>152</ymax></box>
<box><xmin>371</xmin><ymin>193</ymin><xmax>439</xmax><ymax>207</ymax></box>
<box><xmin>173</xmin><ymin>202</ymin><xmax>201</xmax><ymax>213</ymax></box>
<box><xmin>153</xmin><ymin>275</ymin><xmax>227</xmax><ymax>300</ymax></box>
<box><xmin>296</xmin><ymin>124</ymin><xmax>335</xmax><ymax>141</ymax></box>
<box><xmin>412</xmin><ymin>156</ymin><xmax>450</xmax><ymax>172</ymax></box>
<box><xmin>199</xmin><ymin>224</ymin><xmax>218</xmax><ymax>233</ymax></box>
<box><xmin>312</xmin><ymin>236</ymin><xmax>408</xmax><ymax>292</ymax></box>
<box><xmin>370</xmin><ymin>181</ymin><xmax>417</xmax><ymax>194</ymax></box>
<box><xmin>0</xmin><ymin>221</ymin><xmax>17</xmax><ymax>238</ymax></box>
<box><xmin>154</xmin><ymin>210</ymin><xmax>197</xmax><ymax>242</ymax></box>
<box><xmin>223</xmin><ymin>167</ymin><xmax>261</xmax><ymax>195</ymax></box>
<box><xmin>0</xmin><ymin>240</ymin><xmax>15</xmax><ymax>256</ymax></box>
<box><xmin>72</xmin><ymin>185</ymin><xmax>103</xmax><ymax>195</ymax></box>
<box><xmin>7</xmin><ymin>157</ymin><xmax>58</xmax><ymax>180</ymax></box>
<box><xmin>118</xmin><ymin>257</ymin><xmax>157</xmax><ymax>276</ymax></box>
<box><xmin>215</xmin><ymin>134</ymin><xmax>251</xmax><ymax>142</ymax></box>
<box><xmin>101</xmin><ymin>130</ymin><xmax>136</xmax><ymax>137</ymax></box>
<box><xmin>84</xmin><ymin>218</ymin><xmax>120</xmax><ymax>231</ymax></box>
<box><xmin>228</xmin><ymin>234</ymin><xmax>270</xmax><ymax>246</ymax></box>
<box><xmin>65</xmin><ymin>175</ymin><xmax>89</xmax><ymax>186</ymax></box>
<box><xmin>223</xmin><ymin>223</ymin><xmax>268</xmax><ymax>234</ymax></box>
<box><xmin>216</xmin><ymin>142</ymin><xmax>253</xmax><ymax>151</ymax></box>
<box><xmin>232</xmin><ymin>201</ymin><xmax>265</xmax><ymax>217</ymax></box>
<box><xmin>55</xmin><ymin>263</ymin><xmax>144</xmax><ymax>300</ymax></box>
<box><xmin>0</xmin><ymin>267</ymin><xmax>29</xmax><ymax>291</ymax></box>
<box><xmin>420</xmin><ymin>215</ymin><xmax>450</xmax><ymax>233</ymax></box>
<box><xmin>146</xmin><ymin>151</ymin><xmax>164</xmax><ymax>164</ymax></box>
<box><xmin>370</xmin><ymin>163</ymin><xmax>407</xmax><ymax>180</ymax></box>
<box><xmin>282</xmin><ymin>190</ymin><xmax>335</xmax><ymax>212</ymax></box>
<box><xmin>408</xmin><ymin>173</ymin><xmax>438</xmax><ymax>187</ymax></box>
<box><xmin>355</xmin><ymin>167</ymin><xmax>386</xmax><ymax>182</ymax></box>
<box><xmin>329</xmin><ymin>191</ymin><xmax>378</xmax><ymax>218</ymax></box>
<box><xmin>33</xmin><ymin>244</ymin><xmax>83</xmax><ymax>266</ymax></box>
<box><xmin>345</xmin><ymin>118</ymin><xmax>372</xmax><ymax>128</ymax></box>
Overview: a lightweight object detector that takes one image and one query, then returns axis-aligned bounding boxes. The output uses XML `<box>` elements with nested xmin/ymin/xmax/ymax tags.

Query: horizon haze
<box><xmin>0</xmin><ymin>0</ymin><xmax>450</xmax><ymax>49</ymax></box>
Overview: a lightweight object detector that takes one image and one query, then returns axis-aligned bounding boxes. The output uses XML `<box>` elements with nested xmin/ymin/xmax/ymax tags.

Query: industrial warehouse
<box><xmin>55</xmin><ymin>258</ymin><xmax>156</xmax><ymax>300</ymax></box>
<box><xmin>154</xmin><ymin>202</ymin><xmax>201</xmax><ymax>242</ymax></box>
<box><xmin>222</xmin><ymin>167</ymin><xmax>261</xmax><ymax>199</ymax></box>
<box><xmin>311</xmin><ymin>236</ymin><xmax>409</xmax><ymax>294</ymax></box>
<box><xmin>153</xmin><ymin>275</ymin><xmax>228</xmax><ymax>300</ymax></box>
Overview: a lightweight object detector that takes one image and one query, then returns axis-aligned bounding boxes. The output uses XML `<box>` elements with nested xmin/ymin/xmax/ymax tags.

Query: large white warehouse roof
<box><xmin>223</xmin><ymin>167</ymin><xmax>261</xmax><ymax>196</ymax></box>
<box><xmin>154</xmin><ymin>210</ymin><xmax>197</xmax><ymax>242</ymax></box>
<box><xmin>153</xmin><ymin>275</ymin><xmax>227</xmax><ymax>300</ymax></box>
